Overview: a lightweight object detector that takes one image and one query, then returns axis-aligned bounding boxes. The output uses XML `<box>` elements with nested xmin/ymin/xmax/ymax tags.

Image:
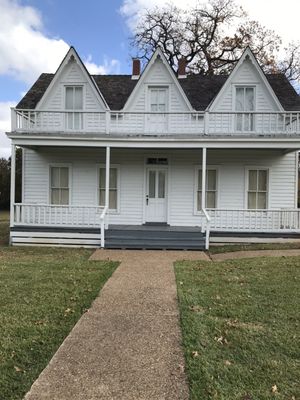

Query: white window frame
<box><xmin>48</xmin><ymin>164</ymin><xmax>72</xmax><ymax>205</ymax></box>
<box><xmin>194</xmin><ymin>166</ymin><xmax>219</xmax><ymax>214</ymax></box>
<box><xmin>64</xmin><ymin>84</ymin><xmax>85</xmax><ymax>130</ymax></box>
<box><xmin>245</xmin><ymin>167</ymin><xmax>270</xmax><ymax>209</ymax></box>
<box><xmin>233</xmin><ymin>85</ymin><xmax>256</xmax><ymax>132</ymax></box>
<box><xmin>96</xmin><ymin>164</ymin><xmax>120</xmax><ymax>213</ymax></box>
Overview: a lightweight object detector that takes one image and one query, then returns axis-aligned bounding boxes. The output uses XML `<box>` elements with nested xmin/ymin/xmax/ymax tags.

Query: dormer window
<box><xmin>147</xmin><ymin>87</ymin><xmax>168</xmax><ymax>133</ymax></box>
<box><xmin>235</xmin><ymin>86</ymin><xmax>255</xmax><ymax>131</ymax></box>
<box><xmin>65</xmin><ymin>86</ymin><xmax>83</xmax><ymax>130</ymax></box>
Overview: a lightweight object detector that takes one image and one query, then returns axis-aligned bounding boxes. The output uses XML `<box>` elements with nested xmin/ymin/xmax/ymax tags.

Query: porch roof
<box><xmin>7</xmin><ymin>131</ymin><xmax>300</xmax><ymax>151</ymax></box>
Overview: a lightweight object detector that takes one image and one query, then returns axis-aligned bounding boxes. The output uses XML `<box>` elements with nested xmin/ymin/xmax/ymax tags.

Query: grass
<box><xmin>0</xmin><ymin>210</ymin><xmax>9</xmax><ymax>245</ymax></box>
<box><xmin>209</xmin><ymin>242</ymin><xmax>300</xmax><ymax>254</ymax></box>
<box><xmin>0</xmin><ymin>245</ymin><xmax>118</xmax><ymax>400</ymax></box>
<box><xmin>175</xmin><ymin>257</ymin><xmax>300</xmax><ymax>400</ymax></box>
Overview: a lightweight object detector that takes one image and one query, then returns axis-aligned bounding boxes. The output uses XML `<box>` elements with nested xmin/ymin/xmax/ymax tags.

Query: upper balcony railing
<box><xmin>11</xmin><ymin>109</ymin><xmax>300</xmax><ymax>136</ymax></box>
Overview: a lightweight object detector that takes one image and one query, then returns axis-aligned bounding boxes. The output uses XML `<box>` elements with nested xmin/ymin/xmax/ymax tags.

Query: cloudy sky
<box><xmin>0</xmin><ymin>0</ymin><xmax>299</xmax><ymax>157</ymax></box>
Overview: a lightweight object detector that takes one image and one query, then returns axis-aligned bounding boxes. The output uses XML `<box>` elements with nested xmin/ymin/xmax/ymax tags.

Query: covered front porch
<box><xmin>8</xmin><ymin>136</ymin><xmax>300</xmax><ymax>249</ymax></box>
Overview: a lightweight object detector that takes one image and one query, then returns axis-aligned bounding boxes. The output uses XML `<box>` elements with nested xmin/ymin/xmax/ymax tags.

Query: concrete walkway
<box><xmin>25</xmin><ymin>250</ymin><xmax>209</xmax><ymax>400</ymax></box>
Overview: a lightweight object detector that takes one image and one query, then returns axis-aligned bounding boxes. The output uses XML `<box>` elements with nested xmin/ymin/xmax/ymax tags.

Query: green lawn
<box><xmin>175</xmin><ymin>257</ymin><xmax>300</xmax><ymax>400</ymax></box>
<box><xmin>210</xmin><ymin>242</ymin><xmax>300</xmax><ymax>254</ymax></box>
<box><xmin>0</xmin><ymin>210</ymin><xmax>9</xmax><ymax>245</ymax></box>
<box><xmin>0</xmin><ymin>246</ymin><xmax>118</xmax><ymax>400</ymax></box>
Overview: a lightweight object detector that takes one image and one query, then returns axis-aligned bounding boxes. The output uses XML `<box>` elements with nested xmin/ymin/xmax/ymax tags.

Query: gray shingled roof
<box><xmin>17</xmin><ymin>72</ymin><xmax>300</xmax><ymax>111</ymax></box>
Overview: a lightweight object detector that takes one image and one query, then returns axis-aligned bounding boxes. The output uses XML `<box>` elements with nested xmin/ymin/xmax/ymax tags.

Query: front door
<box><xmin>145</xmin><ymin>168</ymin><xmax>168</xmax><ymax>223</ymax></box>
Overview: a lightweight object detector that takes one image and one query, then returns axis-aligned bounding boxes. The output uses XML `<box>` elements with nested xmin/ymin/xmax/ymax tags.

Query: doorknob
<box><xmin>146</xmin><ymin>195</ymin><xmax>149</xmax><ymax>205</ymax></box>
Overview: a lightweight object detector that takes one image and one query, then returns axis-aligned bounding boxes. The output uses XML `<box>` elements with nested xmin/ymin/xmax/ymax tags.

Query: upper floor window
<box><xmin>247</xmin><ymin>169</ymin><xmax>268</xmax><ymax>209</ymax></box>
<box><xmin>65</xmin><ymin>86</ymin><xmax>83</xmax><ymax>130</ymax></box>
<box><xmin>50</xmin><ymin>166</ymin><xmax>70</xmax><ymax>205</ymax></box>
<box><xmin>149</xmin><ymin>88</ymin><xmax>167</xmax><ymax>112</ymax></box>
<box><xmin>235</xmin><ymin>87</ymin><xmax>255</xmax><ymax>131</ymax></box>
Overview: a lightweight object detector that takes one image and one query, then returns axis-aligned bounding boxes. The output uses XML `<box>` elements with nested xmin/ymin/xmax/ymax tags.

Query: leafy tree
<box><xmin>131</xmin><ymin>0</ymin><xmax>300</xmax><ymax>85</ymax></box>
<box><xmin>0</xmin><ymin>148</ymin><xmax>22</xmax><ymax>210</ymax></box>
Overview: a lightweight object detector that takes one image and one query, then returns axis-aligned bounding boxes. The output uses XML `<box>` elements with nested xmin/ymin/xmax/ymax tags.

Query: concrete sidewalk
<box><xmin>25</xmin><ymin>250</ymin><xmax>209</xmax><ymax>400</ymax></box>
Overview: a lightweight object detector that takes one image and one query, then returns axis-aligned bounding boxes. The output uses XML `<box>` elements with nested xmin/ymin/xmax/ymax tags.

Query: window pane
<box><xmin>248</xmin><ymin>170</ymin><xmax>257</xmax><ymax>190</ymax></box>
<box><xmin>99</xmin><ymin>189</ymin><xmax>105</xmax><ymax>206</ymax></box>
<box><xmin>235</xmin><ymin>88</ymin><xmax>244</xmax><ymax>111</ymax></box>
<box><xmin>60</xmin><ymin>168</ymin><xmax>69</xmax><ymax>188</ymax></box>
<box><xmin>65</xmin><ymin>87</ymin><xmax>73</xmax><ymax>109</ymax></box>
<box><xmin>158</xmin><ymin>171</ymin><xmax>165</xmax><ymax>198</ymax></box>
<box><xmin>66</xmin><ymin>113</ymin><xmax>73</xmax><ymax>129</ymax></box>
<box><xmin>257</xmin><ymin>192</ymin><xmax>267</xmax><ymax>209</ymax></box>
<box><xmin>51</xmin><ymin>189</ymin><xmax>60</xmax><ymax>204</ymax></box>
<box><xmin>245</xmin><ymin>88</ymin><xmax>254</xmax><ymax>111</ymax></box>
<box><xmin>109</xmin><ymin>190</ymin><xmax>117</xmax><ymax>209</ymax></box>
<box><xmin>207</xmin><ymin>170</ymin><xmax>216</xmax><ymax>190</ymax></box>
<box><xmin>74</xmin><ymin>87</ymin><xmax>83</xmax><ymax>109</ymax></box>
<box><xmin>197</xmin><ymin>191</ymin><xmax>202</xmax><ymax>211</ymax></box>
<box><xmin>258</xmin><ymin>170</ymin><xmax>267</xmax><ymax>191</ymax></box>
<box><xmin>60</xmin><ymin>189</ymin><xmax>69</xmax><ymax>205</ymax></box>
<box><xmin>110</xmin><ymin>168</ymin><xmax>117</xmax><ymax>188</ymax></box>
<box><xmin>248</xmin><ymin>192</ymin><xmax>257</xmax><ymax>209</ymax></box>
<box><xmin>198</xmin><ymin>170</ymin><xmax>202</xmax><ymax>189</ymax></box>
<box><xmin>73</xmin><ymin>113</ymin><xmax>82</xmax><ymax>129</ymax></box>
<box><xmin>99</xmin><ymin>168</ymin><xmax>105</xmax><ymax>189</ymax></box>
<box><xmin>206</xmin><ymin>192</ymin><xmax>216</xmax><ymax>208</ymax></box>
<box><xmin>51</xmin><ymin>167</ymin><xmax>60</xmax><ymax>187</ymax></box>
<box><xmin>149</xmin><ymin>171</ymin><xmax>156</xmax><ymax>198</ymax></box>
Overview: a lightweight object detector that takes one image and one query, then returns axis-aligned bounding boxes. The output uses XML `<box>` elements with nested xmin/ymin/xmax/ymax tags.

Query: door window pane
<box><xmin>149</xmin><ymin>171</ymin><xmax>156</xmax><ymax>198</ymax></box>
<box><xmin>158</xmin><ymin>171</ymin><xmax>165</xmax><ymax>198</ymax></box>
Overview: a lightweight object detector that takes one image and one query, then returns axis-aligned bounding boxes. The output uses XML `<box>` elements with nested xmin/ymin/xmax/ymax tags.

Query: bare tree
<box><xmin>131</xmin><ymin>0</ymin><xmax>300</xmax><ymax>86</ymax></box>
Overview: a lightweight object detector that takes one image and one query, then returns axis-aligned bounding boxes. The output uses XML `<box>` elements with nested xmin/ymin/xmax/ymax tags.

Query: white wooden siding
<box><xmin>23</xmin><ymin>148</ymin><xmax>297</xmax><ymax>227</ymax></box>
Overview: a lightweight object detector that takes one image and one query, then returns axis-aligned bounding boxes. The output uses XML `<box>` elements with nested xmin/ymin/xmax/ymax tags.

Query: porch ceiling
<box><xmin>7</xmin><ymin>132</ymin><xmax>300</xmax><ymax>150</ymax></box>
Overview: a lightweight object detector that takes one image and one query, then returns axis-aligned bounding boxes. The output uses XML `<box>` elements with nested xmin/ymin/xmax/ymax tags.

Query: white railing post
<box><xmin>100</xmin><ymin>146</ymin><xmax>110</xmax><ymax>248</ymax></box>
<box><xmin>204</xmin><ymin>111</ymin><xmax>209</xmax><ymax>134</ymax></box>
<box><xmin>10</xmin><ymin>144</ymin><xmax>16</xmax><ymax>230</ymax></box>
<box><xmin>11</xmin><ymin>108</ymin><xmax>17</xmax><ymax>131</ymax></box>
<box><xmin>202</xmin><ymin>147</ymin><xmax>207</xmax><ymax>211</ymax></box>
<box><xmin>105</xmin><ymin>110</ymin><xmax>110</xmax><ymax>134</ymax></box>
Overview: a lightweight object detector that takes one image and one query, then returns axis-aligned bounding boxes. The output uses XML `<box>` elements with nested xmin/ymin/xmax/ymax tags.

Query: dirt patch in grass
<box><xmin>0</xmin><ymin>246</ymin><xmax>118</xmax><ymax>400</ymax></box>
<box><xmin>175</xmin><ymin>257</ymin><xmax>300</xmax><ymax>400</ymax></box>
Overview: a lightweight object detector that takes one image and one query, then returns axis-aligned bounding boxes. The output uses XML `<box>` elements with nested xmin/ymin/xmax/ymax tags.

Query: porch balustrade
<box><xmin>13</xmin><ymin>203</ymin><xmax>104</xmax><ymax>227</ymax></box>
<box><xmin>208</xmin><ymin>208</ymin><xmax>300</xmax><ymax>232</ymax></box>
<box><xmin>11</xmin><ymin>109</ymin><xmax>300</xmax><ymax>136</ymax></box>
<box><xmin>13</xmin><ymin>204</ymin><xmax>300</xmax><ymax>233</ymax></box>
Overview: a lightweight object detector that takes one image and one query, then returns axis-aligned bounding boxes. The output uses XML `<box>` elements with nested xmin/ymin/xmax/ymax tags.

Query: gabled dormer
<box><xmin>123</xmin><ymin>48</ymin><xmax>193</xmax><ymax>113</ymax></box>
<box><xmin>209</xmin><ymin>47</ymin><xmax>284</xmax><ymax>113</ymax></box>
<box><xmin>37</xmin><ymin>47</ymin><xmax>108</xmax><ymax>114</ymax></box>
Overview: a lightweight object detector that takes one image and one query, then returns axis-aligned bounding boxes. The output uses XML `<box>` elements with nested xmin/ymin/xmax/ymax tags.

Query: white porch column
<box><xmin>201</xmin><ymin>147</ymin><xmax>207</xmax><ymax>210</ymax></box>
<box><xmin>10</xmin><ymin>144</ymin><xmax>16</xmax><ymax>228</ymax></box>
<box><xmin>105</xmin><ymin>146</ymin><xmax>110</xmax><ymax>227</ymax></box>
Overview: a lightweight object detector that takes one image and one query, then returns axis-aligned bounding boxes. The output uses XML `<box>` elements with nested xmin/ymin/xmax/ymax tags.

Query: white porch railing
<box><xmin>11</xmin><ymin>109</ymin><xmax>300</xmax><ymax>136</ymax></box>
<box><xmin>208</xmin><ymin>208</ymin><xmax>300</xmax><ymax>232</ymax></box>
<box><xmin>201</xmin><ymin>208</ymin><xmax>211</xmax><ymax>249</ymax></box>
<box><xmin>13</xmin><ymin>203</ymin><xmax>104</xmax><ymax>227</ymax></box>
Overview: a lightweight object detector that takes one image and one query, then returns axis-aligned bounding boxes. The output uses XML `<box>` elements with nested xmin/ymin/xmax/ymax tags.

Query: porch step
<box><xmin>105</xmin><ymin>228</ymin><xmax>205</xmax><ymax>250</ymax></box>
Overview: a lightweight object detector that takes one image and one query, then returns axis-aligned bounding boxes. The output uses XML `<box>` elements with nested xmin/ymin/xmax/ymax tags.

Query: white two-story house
<box><xmin>7</xmin><ymin>47</ymin><xmax>300</xmax><ymax>249</ymax></box>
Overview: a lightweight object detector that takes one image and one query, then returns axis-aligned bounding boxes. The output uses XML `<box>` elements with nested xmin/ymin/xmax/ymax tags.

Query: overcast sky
<box><xmin>0</xmin><ymin>0</ymin><xmax>299</xmax><ymax>157</ymax></box>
